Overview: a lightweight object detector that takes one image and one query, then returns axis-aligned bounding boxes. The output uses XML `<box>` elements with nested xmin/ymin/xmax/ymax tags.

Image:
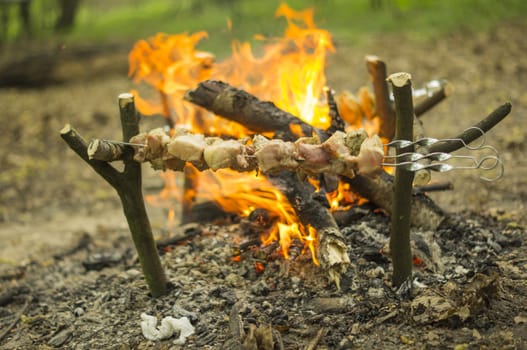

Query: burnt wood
<box><xmin>184</xmin><ymin>80</ymin><xmax>316</xmax><ymax>140</ymax></box>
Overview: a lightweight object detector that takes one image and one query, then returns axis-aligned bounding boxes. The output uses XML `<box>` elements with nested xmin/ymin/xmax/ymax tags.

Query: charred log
<box><xmin>342</xmin><ymin>172</ymin><xmax>445</xmax><ymax>229</ymax></box>
<box><xmin>324</xmin><ymin>87</ymin><xmax>346</xmax><ymax>135</ymax></box>
<box><xmin>268</xmin><ymin>171</ymin><xmax>350</xmax><ymax>287</ymax></box>
<box><xmin>184</xmin><ymin>80</ymin><xmax>316</xmax><ymax>140</ymax></box>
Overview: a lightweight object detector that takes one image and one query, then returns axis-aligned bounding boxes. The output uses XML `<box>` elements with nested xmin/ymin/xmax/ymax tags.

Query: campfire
<box><xmin>120</xmin><ymin>3</ymin><xmax>386</xmax><ymax>280</ymax></box>
<box><xmin>61</xmin><ymin>3</ymin><xmax>511</xmax><ymax>299</ymax></box>
<box><xmin>125</xmin><ymin>4</ymin><xmax>351</xmax><ymax>264</ymax></box>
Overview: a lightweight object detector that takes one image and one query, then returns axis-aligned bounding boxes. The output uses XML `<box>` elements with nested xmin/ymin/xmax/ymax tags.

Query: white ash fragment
<box><xmin>140</xmin><ymin>313</ymin><xmax>195</xmax><ymax>345</ymax></box>
<box><xmin>172</xmin><ymin>305</ymin><xmax>198</xmax><ymax>323</ymax></box>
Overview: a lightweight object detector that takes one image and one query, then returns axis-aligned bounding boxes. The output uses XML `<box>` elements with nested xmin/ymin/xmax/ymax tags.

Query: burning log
<box><xmin>268</xmin><ymin>171</ymin><xmax>350</xmax><ymax>286</ymax></box>
<box><xmin>342</xmin><ymin>173</ymin><xmax>444</xmax><ymax>229</ymax></box>
<box><xmin>183</xmin><ymin>80</ymin><xmax>316</xmax><ymax>140</ymax></box>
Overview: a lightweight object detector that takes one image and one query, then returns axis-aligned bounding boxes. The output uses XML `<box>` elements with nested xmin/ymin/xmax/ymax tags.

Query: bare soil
<box><xmin>0</xmin><ymin>21</ymin><xmax>526</xmax><ymax>349</ymax></box>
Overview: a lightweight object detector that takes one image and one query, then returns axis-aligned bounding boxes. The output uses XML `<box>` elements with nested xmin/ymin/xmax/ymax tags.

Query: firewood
<box><xmin>268</xmin><ymin>171</ymin><xmax>350</xmax><ymax>288</ymax></box>
<box><xmin>342</xmin><ymin>173</ymin><xmax>445</xmax><ymax>229</ymax></box>
<box><xmin>324</xmin><ymin>87</ymin><xmax>345</xmax><ymax>135</ymax></box>
<box><xmin>183</xmin><ymin>80</ymin><xmax>316</xmax><ymax>140</ymax></box>
<box><xmin>366</xmin><ymin>55</ymin><xmax>396</xmax><ymax>140</ymax></box>
<box><xmin>427</xmin><ymin>102</ymin><xmax>512</xmax><ymax>154</ymax></box>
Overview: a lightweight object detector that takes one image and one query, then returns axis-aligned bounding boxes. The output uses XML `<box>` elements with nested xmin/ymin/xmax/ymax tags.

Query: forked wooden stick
<box><xmin>61</xmin><ymin>93</ymin><xmax>168</xmax><ymax>297</ymax></box>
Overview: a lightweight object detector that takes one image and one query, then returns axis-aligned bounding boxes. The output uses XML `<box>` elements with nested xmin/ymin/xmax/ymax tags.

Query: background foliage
<box><xmin>2</xmin><ymin>0</ymin><xmax>527</xmax><ymax>54</ymax></box>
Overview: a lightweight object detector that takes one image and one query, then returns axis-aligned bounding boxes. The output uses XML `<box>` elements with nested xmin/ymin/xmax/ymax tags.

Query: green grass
<box><xmin>4</xmin><ymin>0</ymin><xmax>527</xmax><ymax>54</ymax></box>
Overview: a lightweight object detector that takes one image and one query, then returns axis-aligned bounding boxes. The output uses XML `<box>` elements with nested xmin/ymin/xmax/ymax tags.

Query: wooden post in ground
<box><xmin>387</xmin><ymin>72</ymin><xmax>415</xmax><ymax>288</ymax></box>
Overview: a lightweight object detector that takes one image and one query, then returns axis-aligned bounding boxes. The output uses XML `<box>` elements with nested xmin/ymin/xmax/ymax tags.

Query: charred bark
<box><xmin>342</xmin><ymin>172</ymin><xmax>444</xmax><ymax>229</ymax></box>
<box><xmin>325</xmin><ymin>87</ymin><xmax>346</xmax><ymax>135</ymax></box>
<box><xmin>184</xmin><ymin>80</ymin><xmax>316</xmax><ymax>140</ymax></box>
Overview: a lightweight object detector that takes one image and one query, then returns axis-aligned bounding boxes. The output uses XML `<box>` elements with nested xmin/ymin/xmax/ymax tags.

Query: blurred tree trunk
<box><xmin>19</xmin><ymin>0</ymin><xmax>31</xmax><ymax>36</ymax></box>
<box><xmin>55</xmin><ymin>0</ymin><xmax>81</xmax><ymax>32</ymax></box>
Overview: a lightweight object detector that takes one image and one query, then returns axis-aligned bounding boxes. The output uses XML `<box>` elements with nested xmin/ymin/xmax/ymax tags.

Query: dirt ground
<box><xmin>0</xmin><ymin>20</ymin><xmax>526</xmax><ymax>349</ymax></box>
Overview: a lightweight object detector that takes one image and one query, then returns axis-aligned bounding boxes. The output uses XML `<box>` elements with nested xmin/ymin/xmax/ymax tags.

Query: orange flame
<box><xmin>128</xmin><ymin>4</ymin><xmax>379</xmax><ymax>264</ymax></box>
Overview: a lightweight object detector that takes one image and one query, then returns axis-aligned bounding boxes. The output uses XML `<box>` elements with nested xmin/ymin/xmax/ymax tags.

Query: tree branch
<box><xmin>61</xmin><ymin>93</ymin><xmax>168</xmax><ymax>298</ymax></box>
<box><xmin>427</xmin><ymin>102</ymin><xmax>512</xmax><ymax>154</ymax></box>
<box><xmin>414</xmin><ymin>81</ymin><xmax>453</xmax><ymax>117</ymax></box>
<box><xmin>60</xmin><ymin>124</ymin><xmax>122</xmax><ymax>189</ymax></box>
